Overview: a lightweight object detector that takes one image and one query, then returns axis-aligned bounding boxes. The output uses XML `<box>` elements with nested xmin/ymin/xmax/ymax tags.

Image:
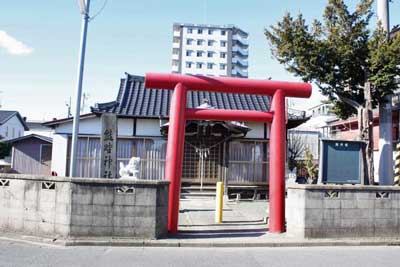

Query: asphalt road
<box><xmin>1</xmin><ymin>239</ymin><xmax>400</xmax><ymax>267</ymax></box>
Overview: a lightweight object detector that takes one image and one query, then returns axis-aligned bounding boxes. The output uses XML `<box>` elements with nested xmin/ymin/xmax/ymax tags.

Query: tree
<box><xmin>265</xmin><ymin>0</ymin><xmax>400</xmax><ymax>183</ymax></box>
<box><xmin>287</xmin><ymin>131</ymin><xmax>305</xmax><ymax>171</ymax></box>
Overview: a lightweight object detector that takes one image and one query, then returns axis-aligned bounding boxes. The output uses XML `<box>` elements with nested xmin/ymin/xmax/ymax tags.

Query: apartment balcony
<box><xmin>232</xmin><ymin>57</ymin><xmax>248</xmax><ymax>67</ymax></box>
<box><xmin>172</xmin><ymin>42</ymin><xmax>180</xmax><ymax>48</ymax></box>
<box><xmin>172</xmin><ymin>53</ymin><xmax>179</xmax><ymax>60</ymax></box>
<box><xmin>232</xmin><ymin>34</ymin><xmax>249</xmax><ymax>46</ymax></box>
<box><xmin>232</xmin><ymin>46</ymin><xmax>248</xmax><ymax>56</ymax></box>
<box><xmin>231</xmin><ymin>67</ymin><xmax>248</xmax><ymax>78</ymax></box>
<box><xmin>172</xmin><ymin>65</ymin><xmax>179</xmax><ymax>72</ymax></box>
<box><xmin>173</xmin><ymin>30</ymin><xmax>181</xmax><ymax>37</ymax></box>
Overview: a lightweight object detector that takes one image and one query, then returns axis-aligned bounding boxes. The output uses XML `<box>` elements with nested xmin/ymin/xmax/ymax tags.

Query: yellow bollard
<box><xmin>215</xmin><ymin>182</ymin><xmax>224</xmax><ymax>223</ymax></box>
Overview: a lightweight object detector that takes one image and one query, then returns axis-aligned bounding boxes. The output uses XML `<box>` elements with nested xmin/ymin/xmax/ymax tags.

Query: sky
<box><xmin>0</xmin><ymin>0</ymin><xmax>399</xmax><ymax>121</ymax></box>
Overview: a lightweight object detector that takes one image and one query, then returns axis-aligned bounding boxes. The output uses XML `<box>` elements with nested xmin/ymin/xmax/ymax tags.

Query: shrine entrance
<box><xmin>145</xmin><ymin>73</ymin><xmax>312</xmax><ymax>234</ymax></box>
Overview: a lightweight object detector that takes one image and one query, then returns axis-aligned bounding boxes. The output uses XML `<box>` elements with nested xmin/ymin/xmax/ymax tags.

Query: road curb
<box><xmin>2</xmin><ymin>234</ymin><xmax>400</xmax><ymax>248</ymax></box>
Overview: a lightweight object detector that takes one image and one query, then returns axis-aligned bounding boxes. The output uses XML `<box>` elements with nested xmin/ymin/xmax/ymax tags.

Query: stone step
<box><xmin>180</xmin><ymin>192</ymin><xmax>216</xmax><ymax>199</ymax></box>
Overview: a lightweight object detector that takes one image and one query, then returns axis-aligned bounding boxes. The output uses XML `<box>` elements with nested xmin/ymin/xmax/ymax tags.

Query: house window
<box><xmin>5</xmin><ymin>126</ymin><xmax>8</xmax><ymax>137</ymax></box>
<box><xmin>187</xmin><ymin>28</ymin><xmax>193</xmax><ymax>33</ymax></box>
<box><xmin>208</xmin><ymin>29</ymin><xmax>213</xmax><ymax>35</ymax></box>
<box><xmin>186</xmin><ymin>50</ymin><xmax>193</xmax><ymax>56</ymax></box>
<box><xmin>186</xmin><ymin>39</ymin><xmax>193</xmax><ymax>45</ymax></box>
<box><xmin>196</xmin><ymin>51</ymin><xmax>203</xmax><ymax>57</ymax></box>
<box><xmin>207</xmin><ymin>63</ymin><xmax>213</xmax><ymax>69</ymax></box>
<box><xmin>198</xmin><ymin>29</ymin><xmax>203</xmax><ymax>34</ymax></box>
<box><xmin>220</xmin><ymin>41</ymin><xmax>227</xmax><ymax>47</ymax></box>
<box><xmin>221</xmin><ymin>30</ymin><xmax>226</xmax><ymax>36</ymax></box>
<box><xmin>197</xmin><ymin>39</ymin><xmax>204</xmax><ymax>45</ymax></box>
<box><xmin>207</xmin><ymin>40</ymin><xmax>214</xmax><ymax>46</ymax></box>
<box><xmin>197</xmin><ymin>62</ymin><xmax>203</xmax><ymax>69</ymax></box>
<box><xmin>220</xmin><ymin>63</ymin><xmax>226</xmax><ymax>70</ymax></box>
<box><xmin>186</xmin><ymin>62</ymin><xmax>192</xmax><ymax>68</ymax></box>
<box><xmin>207</xmin><ymin>51</ymin><xmax>213</xmax><ymax>58</ymax></box>
<box><xmin>220</xmin><ymin>52</ymin><xmax>226</xmax><ymax>58</ymax></box>
<box><xmin>67</xmin><ymin>137</ymin><xmax>167</xmax><ymax>179</ymax></box>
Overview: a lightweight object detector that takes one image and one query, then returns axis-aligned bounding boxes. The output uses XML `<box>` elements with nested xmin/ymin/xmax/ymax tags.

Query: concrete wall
<box><xmin>287</xmin><ymin>184</ymin><xmax>400</xmax><ymax>238</ymax></box>
<box><xmin>0</xmin><ymin>174</ymin><xmax>169</xmax><ymax>239</ymax></box>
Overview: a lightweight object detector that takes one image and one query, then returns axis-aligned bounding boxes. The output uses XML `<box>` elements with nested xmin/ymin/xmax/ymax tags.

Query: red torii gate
<box><xmin>145</xmin><ymin>73</ymin><xmax>312</xmax><ymax>234</ymax></box>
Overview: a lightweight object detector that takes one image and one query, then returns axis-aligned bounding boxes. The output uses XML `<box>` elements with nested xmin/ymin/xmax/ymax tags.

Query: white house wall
<box><xmin>244</xmin><ymin>122</ymin><xmax>267</xmax><ymax>139</ymax></box>
<box><xmin>54</xmin><ymin>117</ymin><xmax>134</xmax><ymax>136</ymax></box>
<box><xmin>51</xmin><ymin>134</ymin><xmax>68</xmax><ymax>176</ymax></box>
<box><xmin>0</xmin><ymin>115</ymin><xmax>25</xmax><ymax>140</ymax></box>
<box><xmin>136</xmin><ymin>119</ymin><xmax>162</xmax><ymax>136</ymax></box>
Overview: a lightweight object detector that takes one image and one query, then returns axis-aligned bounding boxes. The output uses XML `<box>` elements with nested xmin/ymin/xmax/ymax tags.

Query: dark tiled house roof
<box><xmin>0</xmin><ymin>110</ymin><xmax>29</xmax><ymax>130</ymax></box>
<box><xmin>91</xmin><ymin>73</ymin><xmax>271</xmax><ymax>117</ymax></box>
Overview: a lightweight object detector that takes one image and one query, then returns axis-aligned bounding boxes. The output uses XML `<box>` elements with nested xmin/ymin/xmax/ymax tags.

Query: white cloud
<box><xmin>0</xmin><ymin>30</ymin><xmax>33</xmax><ymax>55</ymax></box>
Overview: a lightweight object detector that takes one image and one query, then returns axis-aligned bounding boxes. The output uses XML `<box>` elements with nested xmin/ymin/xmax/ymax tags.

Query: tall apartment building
<box><xmin>171</xmin><ymin>23</ymin><xmax>249</xmax><ymax>78</ymax></box>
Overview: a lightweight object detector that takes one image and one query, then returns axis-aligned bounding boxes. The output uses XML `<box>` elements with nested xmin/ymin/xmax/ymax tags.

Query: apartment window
<box><xmin>208</xmin><ymin>29</ymin><xmax>213</xmax><ymax>35</ymax></box>
<box><xmin>198</xmin><ymin>29</ymin><xmax>203</xmax><ymax>34</ymax></box>
<box><xmin>221</xmin><ymin>30</ymin><xmax>226</xmax><ymax>36</ymax></box>
<box><xmin>220</xmin><ymin>64</ymin><xmax>226</xmax><ymax>70</ymax></box>
<box><xmin>186</xmin><ymin>39</ymin><xmax>193</xmax><ymax>45</ymax></box>
<box><xmin>197</xmin><ymin>62</ymin><xmax>203</xmax><ymax>69</ymax></box>
<box><xmin>196</xmin><ymin>51</ymin><xmax>203</xmax><ymax>57</ymax></box>
<box><xmin>220</xmin><ymin>52</ymin><xmax>226</xmax><ymax>58</ymax></box>
<box><xmin>172</xmin><ymin>60</ymin><xmax>179</xmax><ymax>66</ymax></box>
<box><xmin>173</xmin><ymin>37</ymin><xmax>180</xmax><ymax>43</ymax></box>
<box><xmin>186</xmin><ymin>50</ymin><xmax>193</xmax><ymax>56</ymax></box>
<box><xmin>207</xmin><ymin>63</ymin><xmax>213</xmax><ymax>70</ymax></box>
<box><xmin>207</xmin><ymin>51</ymin><xmax>213</xmax><ymax>58</ymax></box>
<box><xmin>172</xmin><ymin>48</ymin><xmax>179</xmax><ymax>55</ymax></box>
<box><xmin>207</xmin><ymin>40</ymin><xmax>214</xmax><ymax>46</ymax></box>
<box><xmin>197</xmin><ymin>39</ymin><xmax>204</xmax><ymax>45</ymax></box>
<box><xmin>187</xmin><ymin>28</ymin><xmax>193</xmax><ymax>33</ymax></box>
<box><xmin>186</xmin><ymin>62</ymin><xmax>192</xmax><ymax>68</ymax></box>
<box><xmin>220</xmin><ymin>41</ymin><xmax>227</xmax><ymax>47</ymax></box>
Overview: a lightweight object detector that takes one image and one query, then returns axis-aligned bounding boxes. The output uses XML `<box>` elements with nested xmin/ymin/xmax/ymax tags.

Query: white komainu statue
<box><xmin>119</xmin><ymin>157</ymin><xmax>141</xmax><ymax>179</ymax></box>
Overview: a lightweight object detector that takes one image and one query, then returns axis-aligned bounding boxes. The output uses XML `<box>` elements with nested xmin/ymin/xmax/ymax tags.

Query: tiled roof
<box><xmin>91</xmin><ymin>73</ymin><xmax>271</xmax><ymax>118</ymax></box>
<box><xmin>0</xmin><ymin>110</ymin><xmax>29</xmax><ymax>130</ymax></box>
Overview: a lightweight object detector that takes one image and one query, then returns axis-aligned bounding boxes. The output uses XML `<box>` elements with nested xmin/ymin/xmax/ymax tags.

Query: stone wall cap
<box><xmin>0</xmin><ymin>173</ymin><xmax>170</xmax><ymax>186</ymax></box>
<box><xmin>287</xmin><ymin>184</ymin><xmax>400</xmax><ymax>191</ymax></box>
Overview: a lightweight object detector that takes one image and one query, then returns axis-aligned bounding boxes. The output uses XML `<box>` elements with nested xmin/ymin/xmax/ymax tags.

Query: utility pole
<box><xmin>70</xmin><ymin>0</ymin><xmax>91</xmax><ymax>177</ymax></box>
<box><xmin>377</xmin><ymin>0</ymin><xmax>393</xmax><ymax>185</ymax></box>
